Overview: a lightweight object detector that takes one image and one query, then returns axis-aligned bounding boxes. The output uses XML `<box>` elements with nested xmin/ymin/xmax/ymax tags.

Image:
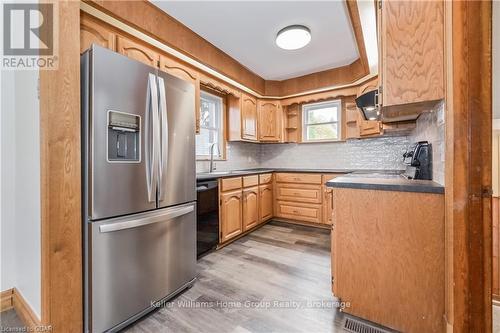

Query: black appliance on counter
<box><xmin>196</xmin><ymin>180</ymin><xmax>219</xmax><ymax>257</ymax></box>
<box><xmin>403</xmin><ymin>141</ymin><xmax>432</xmax><ymax>180</ymax></box>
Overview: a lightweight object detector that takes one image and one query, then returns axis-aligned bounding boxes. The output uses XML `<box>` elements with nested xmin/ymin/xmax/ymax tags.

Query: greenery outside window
<box><xmin>302</xmin><ymin>100</ymin><xmax>341</xmax><ymax>142</ymax></box>
<box><xmin>196</xmin><ymin>90</ymin><xmax>225</xmax><ymax>159</ymax></box>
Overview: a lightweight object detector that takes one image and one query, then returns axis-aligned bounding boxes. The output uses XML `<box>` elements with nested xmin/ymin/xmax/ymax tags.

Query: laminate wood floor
<box><xmin>123</xmin><ymin>221</ymin><xmax>346</xmax><ymax>333</ymax></box>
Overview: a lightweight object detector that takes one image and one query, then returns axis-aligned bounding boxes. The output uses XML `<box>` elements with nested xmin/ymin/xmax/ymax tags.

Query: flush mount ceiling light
<box><xmin>275</xmin><ymin>25</ymin><xmax>311</xmax><ymax>50</ymax></box>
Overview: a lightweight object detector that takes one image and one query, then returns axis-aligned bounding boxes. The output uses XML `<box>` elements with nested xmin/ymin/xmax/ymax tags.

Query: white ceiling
<box><xmin>152</xmin><ymin>1</ymin><xmax>360</xmax><ymax>81</ymax></box>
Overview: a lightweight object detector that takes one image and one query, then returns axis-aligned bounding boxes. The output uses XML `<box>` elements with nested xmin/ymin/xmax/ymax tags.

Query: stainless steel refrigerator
<box><xmin>81</xmin><ymin>45</ymin><xmax>196</xmax><ymax>333</ymax></box>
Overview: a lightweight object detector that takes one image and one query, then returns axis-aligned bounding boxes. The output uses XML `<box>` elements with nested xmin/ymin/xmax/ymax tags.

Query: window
<box><xmin>196</xmin><ymin>90</ymin><xmax>224</xmax><ymax>159</ymax></box>
<box><xmin>302</xmin><ymin>100</ymin><xmax>341</xmax><ymax>142</ymax></box>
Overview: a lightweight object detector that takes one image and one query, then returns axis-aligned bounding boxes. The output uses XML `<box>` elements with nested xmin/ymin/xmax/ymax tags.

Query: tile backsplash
<box><xmin>409</xmin><ymin>102</ymin><xmax>445</xmax><ymax>185</ymax></box>
<box><xmin>197</xmin><ymin>105</ymin><xmax>445</xmax><ymax>186</ymax></box>
<box><xmin>259</xmin><ymin>137</ymin><xmax>410</xmax><ymax>170</ymax></box>
<box><xmin>196</xmin><ymin>141</ymin><xmax>260</xmax><ymax>172</ymax></box>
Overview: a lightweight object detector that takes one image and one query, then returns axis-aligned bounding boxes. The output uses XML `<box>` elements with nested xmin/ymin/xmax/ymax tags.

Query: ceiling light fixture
<box><xmin>275</xmin><ymin>25</ymin><xmax>311</xmax><ymax>50</ymax></box>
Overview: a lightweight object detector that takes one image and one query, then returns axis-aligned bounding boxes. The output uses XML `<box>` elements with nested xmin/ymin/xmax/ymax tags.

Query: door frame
<box><xmin>38</xmin><ymin>1</ymin><xmax>493</xmax><ymax>332</ymax></box>
<box><xmin>445</xmin><ymin>1</ymin><xmax>492</xmax><ymax>331</ymax></box>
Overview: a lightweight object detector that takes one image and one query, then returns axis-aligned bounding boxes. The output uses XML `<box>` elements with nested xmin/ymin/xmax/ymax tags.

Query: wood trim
<box><xmin>0</xmin><ymin>289</ymin><xmax>14</xmax><ymax>312</ymax></box>
<box><xmin>445</xmin><ymin>1</ymin><xmax>492</xmax><ymax>332</ymax></box>
<box><xmin>1</xmin><ymin>288</ymin><xmax>42</xmax><ymax>329</ymax></box>
<box><xmin>81</xmin><ymin>1</ymin><xmax>372</xmax><ymax>99</ymax></box>
<box><xmin>346</xmin><ymin>0</ymin><xmax>370</xmax><ymax>74</ymax></box>
<box><xmin>40</xmin><ymin>1</ymin><xmax>82</xmax><ymax>332</ymax></box>
<box><xmin>12</xmin><ymin>288</ymin><xmax>42</xmax><ymax>329</ymax></box>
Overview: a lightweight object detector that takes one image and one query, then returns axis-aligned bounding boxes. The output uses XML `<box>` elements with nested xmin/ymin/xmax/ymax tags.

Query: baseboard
<box><xmin>0</xmin><ymin>288</ymin><xmax>14</xmax><ymax>311</ymax></box>
<box><xmin>272</xmin><ymin>217</ymin><xmax>331</xmax><ymax>230</ymax></box>
<box><xmin>0</xmin><ymin>288</ymin><xmax>41</xmax><ymax>328</ymax></box>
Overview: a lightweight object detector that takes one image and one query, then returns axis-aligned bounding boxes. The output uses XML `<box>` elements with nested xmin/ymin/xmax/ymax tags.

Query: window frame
<box><xmin>196</xmin><ymin>88</ymin><xmax>227</xmax><ymax>160</ymax></box>
<box><xmin>301</xmin><ymin>100</ymin><xmax>342</xmax><ymax>143</ymax></box>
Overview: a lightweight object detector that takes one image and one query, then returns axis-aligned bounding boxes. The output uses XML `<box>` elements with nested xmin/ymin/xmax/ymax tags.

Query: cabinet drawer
<box><xmin>276</xmin><ymin>184</ymin><xmax>322</xmax><ymax>204</ymax></box>
<box><xmin>275</xmin><ymin>173</ymin><xmax>322</xmax><ymax>184</ymax></box>
<box><xmin>276</xmin><ymin>201</ymin><xmax>322</xmax><ymax>224</ymax></box>
<box><xmin>220</xmin><ymin>177</ymin><xmax>242</xmax><ymax>192</ymax></box>
<box><xmin>242</xmin><ymin>175</ymin><xmax>259</xmax><ymax>187</ymax></box>
<box><xmin>259</xmin><ymin>173</ymin><xmax>273</xmax><ymax>184</ymax></box>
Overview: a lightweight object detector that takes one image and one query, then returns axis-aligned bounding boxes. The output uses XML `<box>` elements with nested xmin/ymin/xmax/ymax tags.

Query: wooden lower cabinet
<box><xmin>242</xmin><ymin>186</ymin><xmax>259</xmax><ymax>231</ymax></box>
<box><xmin>259</xmin><ymin>184</ymin><xmax>273</xmax><ymax>223</ymax></box>
<box><xmin>332</xmin><ymin>188</ymin><xmax>444</xmax><ymax>333</ymax></box>
<box><xmin>220</xmin><ymin>189</ymin><xmax>243</xmax><ymax>243</ymax></box>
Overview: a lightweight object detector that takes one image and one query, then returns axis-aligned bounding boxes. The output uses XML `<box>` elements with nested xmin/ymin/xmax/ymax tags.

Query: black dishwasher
<box><xmin>196</xmin><ymin>180</ymin><xmax>219</xmax><ymax>258</ymax></box>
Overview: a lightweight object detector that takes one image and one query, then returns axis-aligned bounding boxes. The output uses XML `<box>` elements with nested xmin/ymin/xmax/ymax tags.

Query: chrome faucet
<box><xmin>209</xmin><ymin>143</ymin><xmax>218</xmax><ymax>173</ymax></box>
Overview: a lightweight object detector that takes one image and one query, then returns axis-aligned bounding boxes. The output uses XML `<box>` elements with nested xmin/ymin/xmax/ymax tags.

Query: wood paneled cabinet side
<box><xmin>116</xmin><ymin>35</ymin><xmax>160</xmax><ymax>68</ymax></box>
<box><xmin>220</xmin><ymin>189</ymin><xmax>243</xmax><ymax>243</ymax></box>
<box><xmin>242</xmin><ymin>186</ymin><xmax>259</xmax><ymax>231</ymax></box>
<box><xmin>160</xmin><ymin>55</ymin><xmax>201</xmax><ymax>133</ymax></box>
<box><xmin>80</xmin><ymin>14</ymin><xmax>115</xmax><ymax>54</ymax></box>
<box><xmin>259</xmin><ymin>184</ymin><xmax>273</xmax><ymax>223</ymax></box>
<box><xmin>380</xmin><ymin>0</ymin><xmax>444</xmax><ymax>106</ymax></box>
<box><xmin>258</xmin><ymin>100</ymin><xmax>283</xmax><ymax>142</ymax></box>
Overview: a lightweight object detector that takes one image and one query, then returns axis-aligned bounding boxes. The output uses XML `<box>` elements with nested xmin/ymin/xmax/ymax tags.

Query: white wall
<box><xmin>0</xmin><ymin>69</ymin><xmax>41</xmax><ymax>319</ymax></box>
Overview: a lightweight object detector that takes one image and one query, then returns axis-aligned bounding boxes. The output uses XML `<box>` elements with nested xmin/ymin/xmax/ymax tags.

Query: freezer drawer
<box><xmin>88</xmin><ymin>203</ymin><xmax>196</xmax><ymax>332</ymax></box>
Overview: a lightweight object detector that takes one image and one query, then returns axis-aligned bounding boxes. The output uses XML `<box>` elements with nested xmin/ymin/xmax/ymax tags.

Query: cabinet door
<box><xmin>241</xmin><ymin>94</ymin><xmax>258</xmax><ymax>141</ymax></box>
<box><xmin>243</xmin><ymin>186</ymin><xmax>259</xmax><ymax>231</ymax></box>
<box><xmin>259</xmin><ymin>184</ymin><xmax>273</xmax><ymax>223</ymax></box>
<box><xmin>381</xmin><ymin>0</ymin><xmax>444</xmax><ymax>106</ymax></box>
<box><xmin>116</xmin><ymin>35</ymin><xmax>159</xmax><ymax>68</ymax></box>
<box><xmin>80</xmin><ymin>14</ymin><xmax>115</xmax><ymax>54</ymax></box>
<box><xmin>323</xmin><ymin>186</ymin><xmax>333</xmax><ymax>225</ymax></box>
<box><xmin>258</xmin><ymin>100</ymin><xmax>282</xmax><ymax>142</ymax></box>
<box><xmin>359</xmin><ymin>120</ymin><xmax>382</xmax><ymax>137</ymax></box>
<box><xmin>220</xmin><ymin>190</ymin><xmax>243</xmax><ymax>243</ymax></box>
<box><xmin>160</xmin><ymin>55</ymin><xmax>201</xmax><ymax>134</ymax></box>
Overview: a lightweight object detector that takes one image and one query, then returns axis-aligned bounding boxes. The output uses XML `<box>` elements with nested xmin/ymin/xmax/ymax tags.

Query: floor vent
<box><xmin>343</xmin><ymin>316</ymin><xmax>394</xmax><ymax>333</ymax></box>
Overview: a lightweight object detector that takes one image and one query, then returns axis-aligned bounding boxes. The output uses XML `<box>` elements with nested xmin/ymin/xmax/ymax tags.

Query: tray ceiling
<box><xmin>152</xmin><ymin>1</ymin><xmax>360</xmax><ymax>81</ymax></box>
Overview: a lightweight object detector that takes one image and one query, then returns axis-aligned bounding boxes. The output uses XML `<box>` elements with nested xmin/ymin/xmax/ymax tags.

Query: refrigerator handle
<box><xmin>157</xmin><ymin>76</ymin><xmax>168</xmax><ymax>201</ymax></box>
<box><xmin>146</xmin><ymin>73</ymin><xmax>159</xmax><ymax>203</ymax></box>
<box><xmin>99</xmin><ymin>204</ymin><xmax>194</xmax><ymax>233</ymax></box>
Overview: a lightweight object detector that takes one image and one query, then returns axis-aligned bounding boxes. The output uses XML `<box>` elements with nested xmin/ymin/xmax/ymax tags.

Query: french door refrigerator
<box><xmin>81</xmin><ymin>45</ymin><xmax>196</xmax><ymax>333</ymax></box>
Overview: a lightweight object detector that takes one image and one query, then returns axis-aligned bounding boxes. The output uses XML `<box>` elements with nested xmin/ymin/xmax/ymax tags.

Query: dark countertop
<box><xmin>326</xmin><ymin>171</ymin><xmax>444</xmax><ymax>194</ymax></box>
<box><xmin>196</xmin><ymin>168</ymin><xmax>403</xmax><ymax>181</ymax></box>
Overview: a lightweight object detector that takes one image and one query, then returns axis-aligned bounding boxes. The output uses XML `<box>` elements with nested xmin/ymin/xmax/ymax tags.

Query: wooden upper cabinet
<box><xmin>116</xmin><ymin>35</ymin><xmax>160</xmax><ymax>68</ymax></box>
<box><xmin>80</xmin><ymin>14</ymin><xmax>115</xmax><ymax>54</ymax></box>
<box><xmin>220</xmin><ymin>190</ymin><xmax>243</xmax><ymax>243</ymax></box>
<box><xmin>160</xmin><ymin>55</ymin><xmax>201</xmax><ymax>133</ymax></box>
<box><xmin>241</xmin><ymin>94</ymin><xmax>258</xmax><ymax>141</ymax></box>
<box><xmin>380</xmin><ymin>0</ymin><xmax>444</xmax><ymax>106</ymax></box>
<box><xmin>242</xmin><ymin>186</ymin><xmax>259</xmax><ymax>231</ymax></box>
<box><xmin>259</xmin><ymin>184</ymin><xmax>273</xmax><ymax>223</ymax></box>
<box><xmin>258</xmin><ymin>100</ymin><xmax>282</xmax><ymax>142</ymax></box>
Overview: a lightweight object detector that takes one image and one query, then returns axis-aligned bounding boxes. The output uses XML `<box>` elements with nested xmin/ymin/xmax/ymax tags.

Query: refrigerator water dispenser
<box><xmin>107</xmin><ymin>110</ymin><xmax>140</xmax><ymax>162</ymax></box>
